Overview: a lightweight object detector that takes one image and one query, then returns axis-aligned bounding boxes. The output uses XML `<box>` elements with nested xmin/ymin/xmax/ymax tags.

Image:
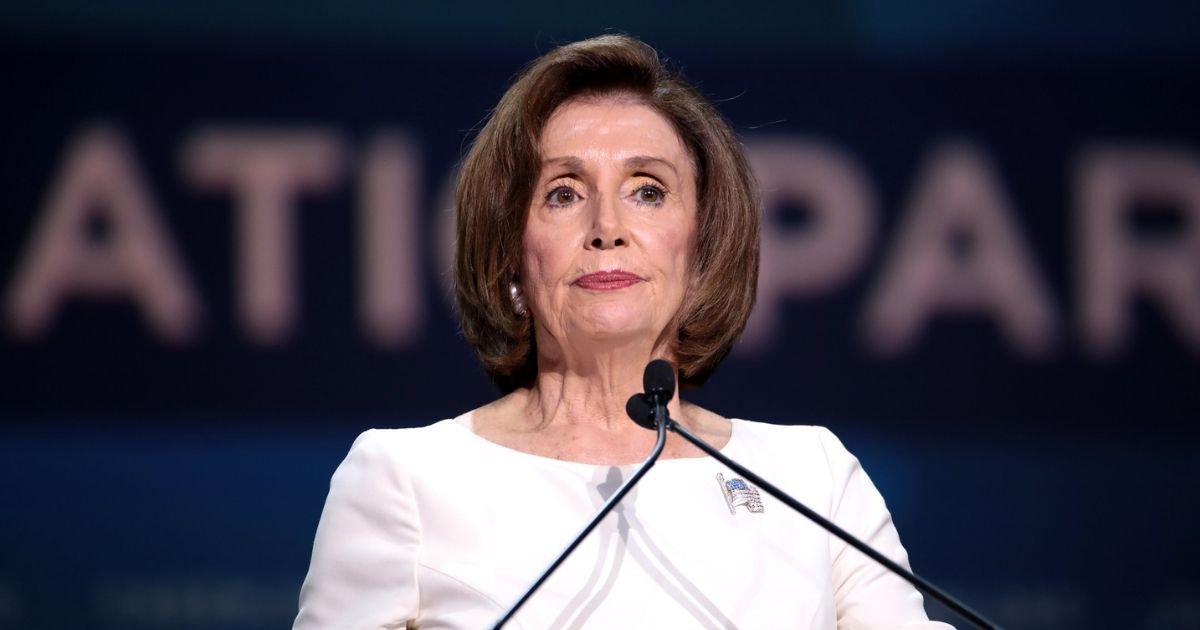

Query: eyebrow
<box><xmin>623</xmin><ymin>155</ymin><xmax>678</xmax><ymax>177</ymax></box>
<box><xmin>540</xmin><ymin>155</ymin><xmax>679</xmax><ymax>178</ymax></box>
<box><xmin>541</xmin><ymin>156</ymin><xmax>586</xmax><ymax>173</ymax></box>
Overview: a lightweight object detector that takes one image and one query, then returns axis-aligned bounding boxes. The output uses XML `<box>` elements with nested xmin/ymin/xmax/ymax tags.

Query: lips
<box><xmin>573</xmin><ymin>270</ymin><xmax>643</xmax><ymax>290</ymax></box>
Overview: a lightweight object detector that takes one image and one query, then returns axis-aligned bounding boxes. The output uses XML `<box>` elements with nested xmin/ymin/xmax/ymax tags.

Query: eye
<box><xmin>546</xmin><ymin>185</ymin><xmax>579</xmax><ymax>207</ymax></box>
<box><xmin>634</xmin><ymin>184</ymin><xmax>666</xmax><ymax>205</ymax></box>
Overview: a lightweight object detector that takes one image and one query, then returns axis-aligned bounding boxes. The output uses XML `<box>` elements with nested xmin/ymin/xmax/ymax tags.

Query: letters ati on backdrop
<box><xmin>8</xmin><ymin>126</ymin><xmax>1200</xmax><ymax>359</ymax></box>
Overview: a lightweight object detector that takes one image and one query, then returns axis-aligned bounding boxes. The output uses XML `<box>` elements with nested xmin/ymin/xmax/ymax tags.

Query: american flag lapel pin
<box><xmin>717</xmin><ymin>473</ymin><xmax>764</xmax><ymax>514</ymax></box>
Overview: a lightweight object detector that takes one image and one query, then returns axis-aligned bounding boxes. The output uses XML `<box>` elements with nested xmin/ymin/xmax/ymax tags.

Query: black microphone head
<box><xmin>625</xmin><ymin>393</ymin><xmax>656</xmax><ymax>429</ymax></box>
<box><xmin>643</xmin><ymin>359</ymin><xmax>676</xmax><ymax>403</ymax></box>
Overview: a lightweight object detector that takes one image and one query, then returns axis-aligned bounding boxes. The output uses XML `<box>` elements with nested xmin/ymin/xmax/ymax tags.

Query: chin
<box><xmin>575</xmin><ymin>310</ymin><xmax>657</xmax><ymax>342</ymax></box>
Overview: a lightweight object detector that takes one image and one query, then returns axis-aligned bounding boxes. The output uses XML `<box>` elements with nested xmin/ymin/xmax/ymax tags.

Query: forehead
<box><xmin>539</xmin><ymin>96</ymin><xmax>690</xmax><ymax>167</ymax></box>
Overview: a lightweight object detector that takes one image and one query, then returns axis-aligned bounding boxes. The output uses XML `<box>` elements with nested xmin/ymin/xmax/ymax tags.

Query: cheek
<box><xmin>521</xmin><ymin>227</ymin><xmax>547</xmax><ymax>275</ymax></box>
<box><xmin>663</xmin><ymin>221</ymin><xmax>698</xmax><ymax>303</ymax></box>
<box><xmin>521</xmin><ymin>229</ymin><xmax>567</xmax><ymax>291</ymax></box>
<box><xmin>657</xmin><ymin>222</ymin><xmax>696</xmax><ymax>277</ymax></box>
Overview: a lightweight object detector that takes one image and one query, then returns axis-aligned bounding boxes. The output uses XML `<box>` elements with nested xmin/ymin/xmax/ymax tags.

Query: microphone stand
<box><xmin>490</xmin><ymin>413</ymin><xmax>668</xmax><ymax>630</ymax></box>
<box><xmin>663</xmin><ymin>417</ymin><xmax>1001</xmax><ymax>630</ymax></box>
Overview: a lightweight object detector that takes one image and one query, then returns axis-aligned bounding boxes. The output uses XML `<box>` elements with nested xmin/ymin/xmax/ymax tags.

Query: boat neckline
<box><xmin>443</xmin><ymin>410</ymin><xmax>743</xmax><ymax>470</ymax></box>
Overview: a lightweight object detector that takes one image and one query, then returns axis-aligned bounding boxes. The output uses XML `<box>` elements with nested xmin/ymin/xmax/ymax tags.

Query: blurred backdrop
<box><xmin>2</xmin><ymin>2</ymin><xmax>1199</xmax><ymax>628</ymax></box>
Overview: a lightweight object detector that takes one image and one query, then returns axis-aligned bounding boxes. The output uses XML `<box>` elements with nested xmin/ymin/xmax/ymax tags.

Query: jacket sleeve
<box><xmin>816</xmin><ymin>427</ymin><xmax>956</xmax><ymax>630</ymax></box>
<box><xmin>294</xmin><ymin>429</ymin><xmax>421</xmax><ymax>630</ymax></box>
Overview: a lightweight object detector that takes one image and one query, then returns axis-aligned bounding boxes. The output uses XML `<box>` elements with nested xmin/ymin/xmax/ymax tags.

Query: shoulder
<box><xmin>336</xmin><ymin>418</ymin><xmax>469</xmax><ymax>478</ymax></box>
<box><xmin>729</xmin><ymin>420</ymin><xmax>865</xmax><ymax>488</ymax></box>
<box><xmin>350</xmin><ymin>418</ymin><xmax>463</xmax><ymax>448</ymax></box>
<box><xmin>731</xmin><ymin>419</ymin><xmax>852</xmax><ymax>461</ymax></box>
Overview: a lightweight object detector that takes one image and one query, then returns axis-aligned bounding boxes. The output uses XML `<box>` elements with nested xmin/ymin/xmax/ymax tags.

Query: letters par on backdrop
<box><xmin>6</xmin><ymin>124</ymin><xmax>1200</xmax><ymax>358</ymax></box>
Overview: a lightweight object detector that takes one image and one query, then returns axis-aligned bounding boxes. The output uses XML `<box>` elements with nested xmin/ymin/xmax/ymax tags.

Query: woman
<box><xmin>295</xmin><ymin>34</ymin><xmax>952</xmax><ymax>629</ymax></box>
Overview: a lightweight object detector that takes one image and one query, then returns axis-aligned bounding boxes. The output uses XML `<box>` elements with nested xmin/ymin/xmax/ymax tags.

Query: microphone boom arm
<box><xmin>664</xmin><ymin>418</ymin><xmax>1001</xmax><ymax>630</ymax></box>
<box><xmin>490</xmin><ymin>414</ymin><xmax>669</xmax><ymax>630</ymax></box>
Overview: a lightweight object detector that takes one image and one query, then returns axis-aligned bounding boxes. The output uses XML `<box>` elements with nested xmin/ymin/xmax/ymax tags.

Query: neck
<box><xmin>521</xmin><ymin>339</ymin><xmax>681</xmax><ymax>434</ymax></box>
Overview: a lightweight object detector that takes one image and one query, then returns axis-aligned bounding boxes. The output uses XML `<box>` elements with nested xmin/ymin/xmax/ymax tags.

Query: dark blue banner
<box><xmin>2</xmin><ymin>16</ymin><xmax>1199</xmax><ymax>628</ymax></box>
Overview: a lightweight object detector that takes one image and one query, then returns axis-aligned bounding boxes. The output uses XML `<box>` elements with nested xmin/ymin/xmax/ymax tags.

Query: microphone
<box><xmin>643</xmin><ymin>358</ymin><xmax>675</xmax><ymax>404</ymax></box>
<box><xmin>625</xmin><ymin>392</ymin><xmax>655</xmax><ymax>430</ymax></box>
<box><xmin>490</xmin><ymin>361</ymin><xmax>671</xmax><ymax>629</ymax></box>
<box><xmin>626</xmin><ymin>360</ymin><xmax>1000</xmax><ymax>630</ymax></box>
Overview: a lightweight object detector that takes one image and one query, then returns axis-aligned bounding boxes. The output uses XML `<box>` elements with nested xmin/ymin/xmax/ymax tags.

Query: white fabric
<box><xmin>294</xmin><ymin>415</ymin><xmax>954</xmax><ymax>629</ymax></box>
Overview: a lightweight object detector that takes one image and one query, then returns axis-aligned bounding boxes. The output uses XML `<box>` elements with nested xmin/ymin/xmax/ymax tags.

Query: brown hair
<box><xmin>454</xmin><ymin>34</ymin><xmax>760</xmax><ymax>392</ymax></box>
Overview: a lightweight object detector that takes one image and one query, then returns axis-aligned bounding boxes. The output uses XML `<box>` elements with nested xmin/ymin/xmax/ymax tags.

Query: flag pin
<box><xmin>717</xmin><ymin>473</ymin><xmax>764</xmax><ymax>514</ymax></box>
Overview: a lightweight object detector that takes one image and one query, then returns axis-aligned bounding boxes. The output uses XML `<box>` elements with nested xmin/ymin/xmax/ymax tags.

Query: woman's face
<box><xmin>522</xmin><ymin>96</ymin><xmax>698</xmax><ymax>355</ymax></box>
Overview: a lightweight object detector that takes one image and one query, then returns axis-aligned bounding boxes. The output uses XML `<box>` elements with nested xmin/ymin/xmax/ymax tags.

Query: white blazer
<box><xmin>295</xmin><ymin>415</ymin><xmax>954</xmax><ymax>629</ymax></box>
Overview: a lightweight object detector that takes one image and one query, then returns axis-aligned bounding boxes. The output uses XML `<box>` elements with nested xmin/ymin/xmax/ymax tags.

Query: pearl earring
<box><xmin>509</xmin><ymin>282</ymin><xmax>527</xmax><ymax>316</ymax></box>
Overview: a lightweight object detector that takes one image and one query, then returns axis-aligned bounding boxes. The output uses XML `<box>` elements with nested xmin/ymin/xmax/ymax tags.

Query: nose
<box><xmin>585</xmin><ymin>192</ymin><xmax>628</xmax><ymax>250</ymax></box>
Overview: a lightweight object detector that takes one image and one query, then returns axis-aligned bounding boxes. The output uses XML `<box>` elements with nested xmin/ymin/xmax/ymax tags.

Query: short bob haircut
<box><xmin>455</xmin><ymin>34</ymin><xmax>760</xmax><ymax>392</ymax></box>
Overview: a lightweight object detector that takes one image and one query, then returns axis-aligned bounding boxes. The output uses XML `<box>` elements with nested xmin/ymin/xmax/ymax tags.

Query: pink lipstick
<box><xmin>574</xmin><ymin>270</ymin><xmax>643</xmax><ymax>290</ymax></box>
